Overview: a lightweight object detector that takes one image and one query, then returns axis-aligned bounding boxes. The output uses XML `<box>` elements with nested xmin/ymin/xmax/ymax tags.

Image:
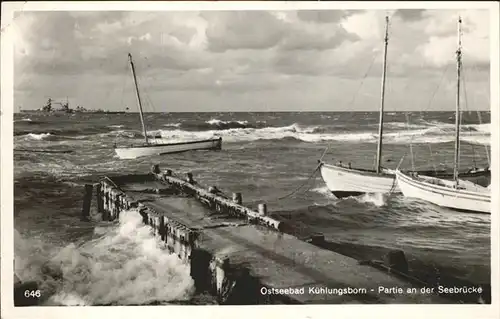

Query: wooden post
<box><xmin>96</xmin><ymin>183</ymin><xmax>104</xmax><ymax>215</ymax></box>
<box><xmin>108</xmin><ymin>190</ymin><xmax>114</xmax><ymax>220</ymax></box>
<box><xmin>310</xmin><ymin>233</ymin><xmax>325</xmax><ymax>246</ymax></box>
<box><xmin>186</xmin><ymin>172</ymin><xmax>194</xmax><ymax>184</ymax></box>
<box><xmin>166</xmin><ymin>224</ymin><xmax>171</xmax><ymax>248</ymax></box>
<box><xmin>152</xmin><ymin>164</ymin><xmax>161</xmax><ymax>174</ymax></box>
<box><xmin>160</xmin><ymin>216</ymin><xmax>166</xmax><ymax>241</ymax></box>
<box><xmin>139</xmin><ymin>207</ymin><xmax>148</xmax><ymax>224</ymax></box>
<box><xmin>123</xmin><ymin>196</ymin><xmax>129</xmax><ymax>210</ymax></box>
<box><xmin>258</xmin><ymin>203</ymin><xmax>267</xmax><ymax>216</ymax></box>
<box><xmin>223</xmin><ymin>257</ymin><xmax>230</xmax><ymax>271</ymax></box>
<box><xmin>81</xmin><ymin>184</ymin><xmax>93</xmax><ymax>221</ymax></box>
<box><xmin>384</xmin><ymin>250</ymin><xmax>409</xmax><ymax>274</ymax></box>
<box><xmin>208</xmin><ymin>186</ymin><xmax>218</xmax><ymax>194</ymax></box>
<box><xmin>115</xmin><ymin>193</ymin><xmax>122</xmax><ymax>219</ymax></box>
<box><xmin>103</xmin><ymin>188</ymin><xmax>110</xmax><ymax>221</ymax></box>
<box><xmin>232</xmin><ymin>192</ymin><xmax>242</xmax><ymax>205</ymax></box>
<box><xmin>111</xmin><ymin>189</ymin><xmax>118</xmax><ymax>220</ymax></box>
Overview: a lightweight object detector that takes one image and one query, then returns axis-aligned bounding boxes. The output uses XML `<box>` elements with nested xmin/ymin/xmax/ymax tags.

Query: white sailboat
<box><xmin>318</xmin><ymin>16</ymin><xmax>490</xmax><ymax>199</ymax></box>
<box><xmin>114</xmin><ymin>53</ymin><xmax>222</xmax><ymax>160</ymax></box>
<box><xmin>395</xmin><ymin>17</ymin><xmax>491</xmax><ymax>214</ymax></box>
<box><xmin>318</xmin><ymin>16</ymin><xmax>400</xmax><ymax>198</ymax></box>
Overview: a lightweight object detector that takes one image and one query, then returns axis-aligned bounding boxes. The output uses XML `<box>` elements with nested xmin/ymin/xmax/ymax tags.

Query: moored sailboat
<box><xmin>318</xmin><ymin>15</ymin><xmax>400</xmax><ymax>198</ymax></box>
<box><xmin>114</xmin><ymin>53</ymin><xmax>222</xmax><ymax>160</ymax></box>
<box><xmin>395</xmin><ymin>17</ymin><xmax>490</xmax><ymax>214</ymax></box>
<box><xmin>318</xmin><ymin>16</ymin><xmax>490</xmax><ymax>199</ymax></box>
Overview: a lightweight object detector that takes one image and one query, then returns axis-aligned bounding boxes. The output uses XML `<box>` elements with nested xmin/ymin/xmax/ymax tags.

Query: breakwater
<box><xmin>82</xmin><ymin>164</ymin><xmax>458</xmax><ymax>304</ymax></box>
<box><xmin>14</xmin><ymin>164</ymin><xmax>489</xmax><ymax>305</ymax></box>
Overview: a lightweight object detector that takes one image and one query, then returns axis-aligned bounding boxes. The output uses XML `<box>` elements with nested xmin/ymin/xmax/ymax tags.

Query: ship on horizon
<box><xmin>18</xmin><ymin>98</ymin><xmax>127</xmax><ymax>114</ymax></box>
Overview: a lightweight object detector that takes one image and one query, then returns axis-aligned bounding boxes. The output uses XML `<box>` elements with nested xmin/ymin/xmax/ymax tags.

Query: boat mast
<box><xmin>453</xmin><ymin>17</ymin><xmax>462</xmax><ymax>184</ymax></box>
<box><xmin>376</xmin><ymin>16</ymin><xmax>389</xmax><ymax>174</ymax></box>
<box><xmin>128</xmin><ymin>53</ymin><xmax>149</xmax><ymax>144</ymax></box>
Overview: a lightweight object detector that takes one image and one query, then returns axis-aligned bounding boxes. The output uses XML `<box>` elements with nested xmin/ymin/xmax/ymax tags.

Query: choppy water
<box><xmin>13</xmin><ymin>111</ymin><xmax>491</xmax><ymax>305</ymax></box>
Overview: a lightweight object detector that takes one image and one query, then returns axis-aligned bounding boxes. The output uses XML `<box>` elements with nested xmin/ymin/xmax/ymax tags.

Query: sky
<box><xmin>12</xmin><ymin>8</ymin><xmax>491</xmax><ymax>112</ymax></box>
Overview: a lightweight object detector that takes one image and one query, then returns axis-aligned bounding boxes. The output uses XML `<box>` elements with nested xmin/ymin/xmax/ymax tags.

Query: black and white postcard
<box><xmin>1</xmin><ymin>1</ymin><xmax>499</xmax><ymax>319</ymax></box>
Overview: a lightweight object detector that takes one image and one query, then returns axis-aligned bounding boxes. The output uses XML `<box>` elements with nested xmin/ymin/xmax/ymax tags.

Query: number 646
<box><xmin>24</xmin><ymin>290</ymin><xmax>41</xmax><ymax>298</ymax></box>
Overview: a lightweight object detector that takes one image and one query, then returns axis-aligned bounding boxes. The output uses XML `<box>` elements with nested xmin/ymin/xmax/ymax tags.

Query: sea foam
<box><xmin>14</xmin><ymin>209</ymin><xmax>194</xmax><ymax>306</ymax></box>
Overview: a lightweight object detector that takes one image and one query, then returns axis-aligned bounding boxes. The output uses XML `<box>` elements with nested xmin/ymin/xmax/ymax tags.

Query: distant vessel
<box><xmin>19</xmin><ymin>99</ymin><xmax>127</xmax><ymax>114</ymax></box>
<box><xmin>396</xmin><ymin>17</ymin><xmax>490</xmax><ymax>214</ymax></box>
<box><xmin>113</xmin><ymin>53</ymin><xmax>222</xmax><ymax>160</ymax></box>
<box><xmin>39</xmin><ymin>98</ymin><xmax>73</xmax><ymax>113</ymax></box>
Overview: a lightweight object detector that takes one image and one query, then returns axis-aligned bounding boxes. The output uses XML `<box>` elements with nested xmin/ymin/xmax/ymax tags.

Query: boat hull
<box><xmin>319</xmin><ymin>162</ymin><xmax>490</xmax><ymax>199</ymax></box>
<box><xmin>114</xmin><ymin>137</ymin><xmax>222</xmax><ymax>159</ymax></box>
<box><xmin>395</xmin><ymin>170</ymin><xmax>490</xmax><ymax>214</ymax></box>
<box><xmin>319</xmin><ymin>163</ymin><xmax>399</xmax><ymax>198</ymax></box>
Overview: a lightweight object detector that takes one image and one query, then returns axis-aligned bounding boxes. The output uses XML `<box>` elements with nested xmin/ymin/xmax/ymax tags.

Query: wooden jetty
<box><xmin>76</xmin><ymin>165</ymin><xmax>479</xmax><ymax>304</ymax></box>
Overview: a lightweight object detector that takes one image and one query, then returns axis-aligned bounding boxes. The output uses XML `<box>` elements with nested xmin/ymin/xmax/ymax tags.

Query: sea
<box><xmin>12</xmin><ymin>111</ymin><xmax>491</xmax><ymax>305</ymax></box>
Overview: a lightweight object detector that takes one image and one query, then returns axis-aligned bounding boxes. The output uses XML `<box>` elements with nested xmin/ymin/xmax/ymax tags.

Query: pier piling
<box><xmin>96</xmin><ymin>183</ymin><xmax>104</xmax><ymax>215</ymax></box>
<box><xmin>232</xmin><ymin>192</ymin><xmax>242</xmax><ymax>205</ymax></box>
<box><xmin>310</xmin><ymin>233</ymin><xmax>325</xmax><ymax>246</ymax></box>
<box><xmin>186</xmin><ymin>172</ymin><xmax>195</xmax><ymax>184</ymax></box>
<box><xmin>103</xmin><ymin>186</ymin><xmax>110</xmax><ymax>221</ymax></box>
<box><xmin>384</xmin><ymin>250</ymin><xmax>409</xmax><ymax>274</ymax></box>
<box><xmin>258</xmin><ymin>203</ymin><xmax>267</xmax><ymax>216</ymax></box>
<box><xmin>152</xmin><ymin>164</ymin><xmax>161</xmax><ymax>174</ymax></box>
<box><xmin>81</xmin><ymin>184</ymin><xmax>93</xmax><ymax>221</ymax></box>
<box><xmin>208</xmin><ymin>186</ymin><xmax>218</xmax><ymax>194</ymax></box>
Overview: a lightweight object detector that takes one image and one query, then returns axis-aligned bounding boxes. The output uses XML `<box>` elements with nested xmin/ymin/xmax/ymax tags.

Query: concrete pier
<box><xmin>93</xmin><ymin>166</ymin><xmax>464</xmax><ymax>304</ymax></box>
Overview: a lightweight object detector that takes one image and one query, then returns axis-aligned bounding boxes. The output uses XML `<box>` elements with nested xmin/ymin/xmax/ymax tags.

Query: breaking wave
<box><xmin>23</xmin><ymin>133</ymin><xmax>53</xmax><ymax>141</ymax></box>
<box><xmin>163</xmin><ymin>122</ymin><xmax>182</xmax><ymax>128</ymax></box>
<box><xmin>310</xmin><ymin>186</ymin><xmax>337</xmax><ymax>199</ymax></box>
<box><xmin>311</xmin><ymin>186</ymin><xmax>388</xmax><ymax>207</ymax></box>
<box><xmin>94</xmin><ymin>120</ymin><xmax>491</xmax><ymax>146</ymax></box>
<box><xmin>106</xmin><ymin>130</ymin><xmax>141</xmax><ymax>139</ymax></box>
<box><xmin>353</xmin><ymin>193</ymin><xmax>388</xmax><ymax>207</ymax></box>
<box><xmin>17</xmin><ymin>132</ymin><xmax>90</xmax><ymax>142</ymax></box>
<box><xmin>380</xmin><ymin>122</ymin><xmax>429</xmax><ymax>130</ymax></box>
<box><xmin>23</xmin><ymin>119</ymin><xmax>489</xmax><ymax>146</ymax></box>
<box><xmin>139</xmin><ymin>122</ymin><xmax>491</xmax><ymax>145</ymax></box>
<box><xmin>460</xmin><ymin>136</ymin><xmax>490</xmax><ymax>146</ymax></box>
<box><xmin>147</xmin><ymin>123</ymin><xmax>328</xmax><ymax>143</ymax></box>
<box><xmin>15</xmin><ymin>127</ymin><xmax>111</xmax><ymax>137</ymax></box>
<box><xmin>178</xmin><ymin>118</ymin><xmax>268</xmax><ymax>131</ymax></box>
<box><xmin>14</xmin><ymin>209</ymin><xmax>194</xmax><ymax>306</ymax></box>
<box><xmin>14</xmin><ymin>118</ymin><xmax>46</xmax><ymax>125</ymax></box>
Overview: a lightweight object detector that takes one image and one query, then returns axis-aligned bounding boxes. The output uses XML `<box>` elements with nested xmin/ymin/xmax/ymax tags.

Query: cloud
<box><xmin>341</xmin><ymin>10</ymin><xmax>390</xmax><ymax>40</ymax></box>
<box><xmin>203</xmin><ymin>11</ymin><xmax>287</xmax><ymax>52</ymax></box>
<box><xmin>278</xmin><ymin>17</ymin><xmax>358</xmax><ymax>51</ymax></box>
<box><xmin>203</xmin><ymin>10</ymin><xmax>359</xmax><ymax>53</ymax></box>
<box><xmin>14</xmin><ymin>11</ymin><xmax>214</xmax><ymax>77</ymax></box>
<box><xmin>12</xmin><ymin>8</ymin><xmax>490</xmax><ymax>112</ymax></box>
<box><xmin>296</xmin><ymin>9</ymin><xmax>361</xmax><ymax>23</ymax></box>
<box><xmin>394</xmin><ymin>9</ymin><xmax>426</xmax><ymax>21</ymax></box>
<box><xmin>417</xmin><ymin>10</ymin><xmax>489</xmax><ymax>67</ymax></box>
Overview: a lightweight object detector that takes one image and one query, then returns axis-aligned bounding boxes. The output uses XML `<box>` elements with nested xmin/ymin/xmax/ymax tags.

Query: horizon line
<box><xmin>14</xmin><ymin>109</ymin><xmax>492</xmax><ymax>113</ymax></box>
